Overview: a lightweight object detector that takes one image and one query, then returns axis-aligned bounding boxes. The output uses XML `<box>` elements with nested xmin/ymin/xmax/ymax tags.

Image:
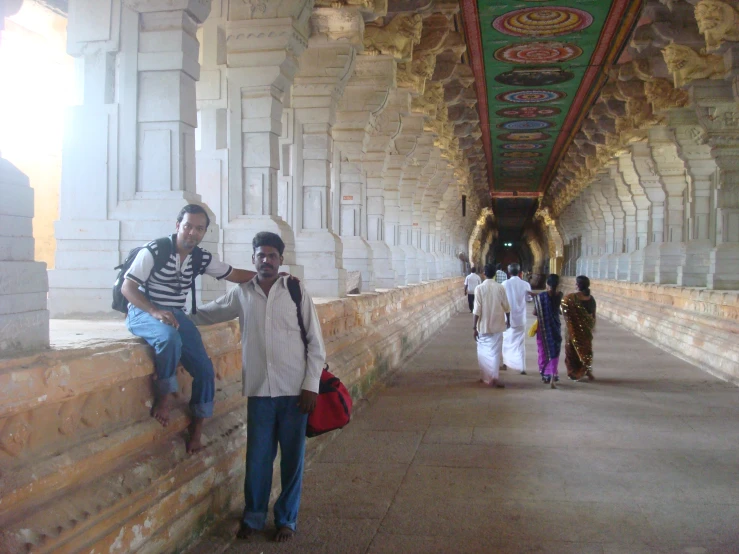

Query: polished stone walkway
<box><xmin>217</xmin><ymin>313</ymin><xmax>739</xmax><ymax>554</ymax></box>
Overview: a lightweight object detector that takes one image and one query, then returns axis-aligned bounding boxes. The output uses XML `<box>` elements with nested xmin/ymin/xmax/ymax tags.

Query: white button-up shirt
<box><xmin>473</xmin><ymin>279</ymin><xmax>510</xmax><ymax>335</ymax></box>
<box><xmin>190</xmin><ymin>277</ymin><xmax>326</xmax><ymax>397</ymax></box>
<box><xmin>503</xmin><ymin>276</ymin><xmax>532</xmax><ymax>328</ymax></box>
<box><xmin>464</xmin><ymin>273</ymin><xmax>482</xmax><ymax>294</ymax></box>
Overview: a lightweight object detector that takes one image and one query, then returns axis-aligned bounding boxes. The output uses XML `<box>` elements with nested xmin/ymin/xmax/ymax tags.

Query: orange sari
<box><xmin>561</xmin><ymin>293</ymin><xmax>595</xmax><ymax>380</ymax></box>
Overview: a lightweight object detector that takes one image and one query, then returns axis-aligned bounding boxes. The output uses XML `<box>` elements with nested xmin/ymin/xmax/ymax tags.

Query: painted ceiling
<box><xmin>461</xmin><ymin>0</ymin><xmax>643</xmax><ymax>200</ymax></box>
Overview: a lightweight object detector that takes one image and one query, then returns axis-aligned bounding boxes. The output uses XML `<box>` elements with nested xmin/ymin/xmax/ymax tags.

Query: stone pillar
<box><xmin>648</xmin><ymin>126</ymin><xmax>689</xmax><ymax>284</ymax></box>
<box><xmin>592</xmin><ymin>179</ymin><xmax>616</xmax><ymax>279</ymax></box>
<box><xmin>0</xmin><ymin>1</ymin><xmax>49</xmax><ymax>353</ymax></box>
<box><xmin>670</xmin><ymin>109</ymin><xmax>716</xmax><ymax>287</ymax></box>
<box><xmin>291</xmin><ymin>9</ymin><xmax>364</xmax><ymax>297</ymax></box>
<box><xmin>610</xmin><ymin>163</ymin><xmax>637</xmax><ymax>280</ymax></box>
<box><xmin>618</xmin><ymin>151</ymin><xmax>651</xmax><ymax>282</ymax></box>
<box><xmin>630</xmin><ymin>142</ymin><xmax>665</xmax><ymax>283</ymax></box>
<box><xmin>583</xmin><ymin>189</ymin><xmax>606</xmax><ymax>278</ymax></box>
<box><xmin>50</xmin><ymin>0</ymin><xmax>218</xmax><ymax>316</ymax></box>
<box><xmin>600</xmin><ymin>174</ymin><xmax>625</xmax><ymax>279</ymax></box>
<box><xmin>691</xmin><ymin>79</ymin><xmax>739</xmax><ymax>289</ymax></box>
<box><xmin>220</xmin><ymin>0</ymin><xmax>308</xmax><ymax>278</ymax></box>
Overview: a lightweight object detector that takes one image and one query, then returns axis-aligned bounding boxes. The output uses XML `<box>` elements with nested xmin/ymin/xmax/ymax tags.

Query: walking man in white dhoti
<box><xmin>473</xmin><ymin>264</ymin><xmax>511</xmax><ymax>388</ymax></box>
<box><xmin>502</xmin><ymin>263</ymin><xmax>531</xmax><ymax>375</ymax></box>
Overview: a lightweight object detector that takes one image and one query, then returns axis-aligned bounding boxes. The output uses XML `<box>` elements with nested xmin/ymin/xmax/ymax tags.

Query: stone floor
<box><xmin>208</xmin><ymin>313</ymin><xmax>739</xmax><ymax>554</ymax></box>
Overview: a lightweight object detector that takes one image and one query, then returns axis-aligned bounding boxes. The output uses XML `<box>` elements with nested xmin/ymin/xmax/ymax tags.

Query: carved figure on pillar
<box><xmin>695</xmin><ymin>0</ymin><xmax>739</xmax><ymax>52</ymax></box>
<box><xmin>661</xmin><ymin>43</ymin><xmax>726</xmax><ymax>87</ymax></box>
<box><xmin>363</xmin><ymin>14</ymin><xmax>423</xmax><ymax>62</ymax></box>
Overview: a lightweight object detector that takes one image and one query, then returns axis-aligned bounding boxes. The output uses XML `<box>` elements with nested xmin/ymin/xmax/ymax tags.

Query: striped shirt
<box><xmin>189</xmin><ymin>277</ymin><xmax>326</xmax><ymax>397</ymax></box>
<box><xmin>124</xmin><ymin>237</ymin><xmax>232</xmax><ymax>309</ymax></box>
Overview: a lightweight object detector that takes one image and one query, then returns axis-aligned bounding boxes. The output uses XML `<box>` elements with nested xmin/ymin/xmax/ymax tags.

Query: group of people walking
<box><xmin>468</xmin><ymin>264</ymin><xmax>597</xmax><ymax>388</ymax></box>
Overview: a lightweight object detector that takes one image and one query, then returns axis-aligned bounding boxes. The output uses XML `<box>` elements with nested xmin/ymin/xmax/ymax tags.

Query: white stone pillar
<box><xmin>631</xmin><ymin>142</ymin><xmax>665</xmax><ymax>283</ymax></box>
<box><xmin>618</xmin><ymin>151</ymin><xmax>651</xmax><ymax>282</ymax></box>
<box><xmin>220</xmin><ymin>0</ymin><xmax>308</xmax><ymax>278</ymax></box>
<box><xmin>671</xmin><ymin>109</ymin><xmax>716</xmax><ymax>287</ymax></box>
<box><xmin>50</xmin><ymin>0</ymin><xmax>218</xmax><ymax>316</ymax></box>
<box><xmin>610</xmin><ymin>163</ymin><xmax>637</xmax><ymax>280</ymax></box>
<box><xmin>648</xmin><ymin>126</ymin><xmax>689</xmax><ymax>284</ymax></box>
<box><xmin>592</xmin><ymin>179</ymin><xmax>616</xmax><ymax>278</ymax></box>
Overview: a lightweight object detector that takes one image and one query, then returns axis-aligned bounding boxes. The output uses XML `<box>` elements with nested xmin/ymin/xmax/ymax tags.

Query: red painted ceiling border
<box><xmin>460</xmin><ymin>0</ymin><xmax>493</xmax><ymax>190</ymax></box>
<box><xmin>538</xmin><ymin>0</ymin><xmax>644</xmax><ymax>191</ymax></box>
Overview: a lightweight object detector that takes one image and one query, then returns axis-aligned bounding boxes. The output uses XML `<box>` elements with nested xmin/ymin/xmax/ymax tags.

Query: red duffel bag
<box><xmin>307</xmin><ymin>364</ymin><xmax>352</xmax><ymax>437</ymax></box>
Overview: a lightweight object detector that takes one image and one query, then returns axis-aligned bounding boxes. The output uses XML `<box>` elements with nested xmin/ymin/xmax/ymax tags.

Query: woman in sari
<box><xmin>532</xmin><ymin>274</ymin><xmax>563</xmax><ymax>389</ymax></box>
<box><xmin>562</xmin><ymin>275</ymin><xmax>597</xmax><ymax>381</ymax></box>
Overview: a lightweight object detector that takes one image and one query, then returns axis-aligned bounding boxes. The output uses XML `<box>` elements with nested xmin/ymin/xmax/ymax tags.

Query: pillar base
<box><xmin>294</xmin><ymin>230</ymin><xmax>345</xmax><ymax>298</ymax></box>
<box><xmin>401</xmin><ymin>245</ymin><xmax>421</xmax><ymax>284</ymax></box>
<box><xmin>368</xmin><ymin>240</ymin><xmax>395</xmax><ymax>289</ymax></box>
<box><xmin>616</xmin><ymin>253</ymin><xmax>631</xmax><ymax>281</ymax></box>
<box><xmin>677</xmin><ymin>240</ymin><xmax>712</xmax><ymax>287</ymax></box>
<box><xmin>628</xmin><ymin>250</ymin><xmax>644</xmax><ymax>282</ymax></box>
<box><xmin>390</xmin><ymin>245</ymin><xmax>406</xmax><ymax>286</ymax></box>
<box><xmin>641</xmin><ymin>243</ymin><xmax>660</xmax><ymax>282</ymax></box>
<box><xmin>707</xmin><ymin>243</ymin><xmax>739</xmax><ymax>289</ymax></box>
<box><xmin>341</xmin><ymin>236</ymin><xmax>374</xmax><ymax>293</ymax></box>
<box><xmin>654</xmin><ymin>242</ymin><xmax>685</xmax><ymax>285</ymax></box>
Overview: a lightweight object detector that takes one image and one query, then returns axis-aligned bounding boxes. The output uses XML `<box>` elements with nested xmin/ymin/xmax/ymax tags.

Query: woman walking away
<box><xmin>533</xmin><ymin>274</ymin><xmax>563</xmax><ymax>389</ymax></box>
<box><xmin>562</xmin><ymin>276</ymin><xmax>597</xmax><ymax>381</ymax></box>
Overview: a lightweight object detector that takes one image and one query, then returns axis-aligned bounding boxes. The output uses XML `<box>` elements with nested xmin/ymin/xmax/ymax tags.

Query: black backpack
<box><xmin>112</xmin><ymin>235</ymin><xmax>204</xmax><ymax>314</ymax></box>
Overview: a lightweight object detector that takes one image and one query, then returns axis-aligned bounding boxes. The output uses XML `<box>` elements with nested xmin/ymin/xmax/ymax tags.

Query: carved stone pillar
<box><xmin>691</xmin><ymin>79</ymin><xmax>739</xmax><ymax>289</ymax></box>
<box><xmin>670</xmin><ymin>109</ymin><xmax>717</xmax><ymax>287</ymax></box>
<box><xmin>618</xmin><ymin>152</ymin><xmax>651</xmax><ymax>282</ymax></box>
<box><xmin>631</xmin><ymin>142</ymin><xmax>666</xmax><ymax>282</ymax></box>
<box><xmin>220</xmin><ymin>0</ymin><xmax>309</xmax><ymax>279</ymax></box>
<box><xmin>50</xmin><ymin>0</ymin><xmax>219</xmax><ymax>316</ymax></box>
<box><xmin>610</xmin><ymin>163</ymin><xmax>636</xmax><ymax>280</ymax></box>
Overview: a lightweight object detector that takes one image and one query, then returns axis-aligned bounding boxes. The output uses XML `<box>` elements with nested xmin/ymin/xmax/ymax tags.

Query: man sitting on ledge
<box><xmin>190</xmin><ymin>231</ymin><xmax>326</xmax><ymax>543</ymax></box>
<box><xmin>122</xmin><ymin>204</ymin><xmax>257</xmax><ymax>453</ymax></box>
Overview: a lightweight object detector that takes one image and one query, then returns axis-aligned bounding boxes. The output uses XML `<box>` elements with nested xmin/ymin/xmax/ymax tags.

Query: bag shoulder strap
<box><xmin>188</xmin><ymin>245</ymin><xmax>205</xmax><ymax>314</ymax></box>
<box><xmin>286</xmin><ymin>277</ymin><xmax>309</xmax><ymax>357</ymax></box>
<box><xmin>150</xmin><ymin>237</ymin><xmax>173</xmax><ymax>276</ymax></box>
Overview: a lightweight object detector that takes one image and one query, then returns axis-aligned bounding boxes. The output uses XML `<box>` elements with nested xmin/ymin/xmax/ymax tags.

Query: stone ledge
<box><xmin>562</xmin><ymin>278</ymin><xmax>739</xmax><ymax>384</ymax></box>
<box><xmin>0</xmin><ymin>277</ymin><xmax>465</xmax><ymax>553</ymax></box>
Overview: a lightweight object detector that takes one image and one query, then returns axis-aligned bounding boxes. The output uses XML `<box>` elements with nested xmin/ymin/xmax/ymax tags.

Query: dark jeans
<box><xmin>243</xmin><ymin>396</ymin><xmax>309</xmax><ymax>531</ymax></box>
<box><xmin>126</xmin><ymin>305</ymin><xmax>214</xmax><ymax>418</ymax></box>
<box><xmin>468</xmin><ymin>294</ymin><xmax>475</xmax><ymax>313</ymax></box>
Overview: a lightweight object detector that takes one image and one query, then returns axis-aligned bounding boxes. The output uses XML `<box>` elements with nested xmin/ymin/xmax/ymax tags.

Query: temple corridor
<box><xmin>193</xmin><ymin>313</ymin><xmax>739</xmax><ymax>554</ymax></box>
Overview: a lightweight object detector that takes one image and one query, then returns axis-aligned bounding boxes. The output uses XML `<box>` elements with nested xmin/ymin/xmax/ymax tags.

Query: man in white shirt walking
<box><xmin>464</xmin><ymin>266</ymin><xmax>482</xmax><ymax>313</ymax></box>
<box><xmin>502</xmin><ymin>263</ymin><xmax>532</xmax><ymax>374</ymax></box>
<box><xmin>190</xmin><ymin>232</ymin><xmax>326</xmax><ymax>543</ymax></box>
<box><xmin>473</xmin><ymin>264</ymin><xmax>511</xmax><ymax>388</ymax></box>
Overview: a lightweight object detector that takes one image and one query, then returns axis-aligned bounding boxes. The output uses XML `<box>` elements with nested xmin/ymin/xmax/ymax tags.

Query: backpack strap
<box><xmin>286</xmin><ymin>277</ymin><xmax>309</xmax><ymax>358</ymax></box>
<box><xmin>142</xmin><ymin>237</ymin><xmax>173</xmax><ymax>302</ymax></box>
<box><xmin>189</xmin><ymin>246</ymin><xmax>205</xmax><ymax>315</ymax></box>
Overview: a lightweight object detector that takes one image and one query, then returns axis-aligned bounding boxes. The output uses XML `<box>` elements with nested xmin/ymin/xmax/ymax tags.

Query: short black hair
<box><xmin>177</xmin><ymin>204</ymin><xmax>210</xmax><ymax>228</ymax></box>
<box><xmin>495</xmin><ymin>263</ymin><xmax>502</xmax><ymax>271</ymax></box>
<box><xmin>546</xmin><ymin>273</ymin><xmax>560</xmax><ymax>289</ymax></box>
<box><xmin>470</xmin><ymin>266</ymin><xmax>477</xmax><ymax>273</ymax></box>
<box><xmin>252</xmin><ymin>231</ymin><xmax>285</xmax><ymax>256</ymax></box>
<box><xmin>508</xmin><ymin>263</ymin><xmax>520</xmax><ymax>276</ymax></box>
<box><xmin>484</xmin><ymin>264</ymin><xmax>495</xmax><ymax>278</ymax></box>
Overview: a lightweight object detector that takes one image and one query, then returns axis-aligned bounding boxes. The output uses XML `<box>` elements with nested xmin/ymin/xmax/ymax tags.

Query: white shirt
<box><xmin>473</xmin><ymin>279</ymin><xmax>511</xmax><ymax>335</ymax></box>
<box><xmin>464</xmin><ymin>273</ymin><xmax>482</xmax><ymax>294</ymax></box>
<box><xmin>190</xmin><ymin>277</ymin><xmax>326</xmax><ymax>397</ymax></box>
<box><xmin>503</xmin><ymin>276</ymin><xmax>532</xmax><ymax>328</ymax></box>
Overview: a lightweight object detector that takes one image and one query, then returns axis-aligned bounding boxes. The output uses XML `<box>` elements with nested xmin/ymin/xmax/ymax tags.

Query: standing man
<box><xmin>503</xmin><ymin>263</ymin><xmax>532</xmax><ymax>375</ymax></box>
<box><xmin>190</xmin><ymin>232</ymin><xmax>325</xmax><ymax>543</ymax></box>
<box><xmin>473</xmin><ymin>264</ymin><xmax>511</xmax><ymax>388</ymax></box>
<box><xmin>464</xmin><ymin>266</ymin><xmax>482</xmax><ymax>313</ymax></box>
<box><xmin>122</xmin><ymin>204</ymin><xmax>257</xmax><ymax>453</ymax></box>
<box><xmin>495</xmin><ymin>263</ymin><xmax>508</xmax><ymax>284</ymax></box>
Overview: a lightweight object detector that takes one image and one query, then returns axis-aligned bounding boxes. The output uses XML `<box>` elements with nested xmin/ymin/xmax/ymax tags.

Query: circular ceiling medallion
<box><xmin>495</xmin><ymin>68</ymin><xmax>574</xmax><ymax>87</ymax></box>
<box><xmin>492</xmin><ymin>7</ymin><xmax>594</xmax><ymax>38</ymax></box>
<box><xmin>501</xmin><ymin>142</ymin><xmax>546</xmax><ymax>150</ymax></box>
<box><xmin>503</xmin><ymin>151</ymin><xmax>542</xmax><ymax>158</ymax></box>
<box><xmin>494</xmin><ymin>42</ymin><xmax>583</xmax><ymax>64</ymax></box>
<box><xmin>498</xmin><ymin>131</ymin><xmax>551</xmax><ymax>141</ymax></box>
<box><xmin>496</xmin><ymin>89</ymin><xmax>566</xmax><ymax>103</ymax></box>
<box><xmin>496</xmin><ymin>106</ymin><xmax>561</xmax><ymax>118</ymax></box>
<box><xmin>499</xmin><ymin>120</ymin><xmax>552</xmax><ymax>131</ymax></box>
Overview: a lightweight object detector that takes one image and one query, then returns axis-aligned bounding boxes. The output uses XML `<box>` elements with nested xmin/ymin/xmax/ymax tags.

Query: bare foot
<box><xmin>186</xmin><ymin>418</ymin><xmax>204</xmax><ymax>454</ymax></box>
<box><xmin>500</xmin><ymin>364</ymin><xmax>507</xmax><ymax>371</ymax></box>
<box><xmin>586</xmin><ymin>371</ymin><xmax>595</xmax><ymax>381</ymax></box>
<box><xmin>550</xmin><ymin>380</ymin><xmax>557</xmax><ymax>389</ymax></box>
<box><xmin>275</xmin><ymin>527</ymin><xmax>295</xmax><ymax>542</ymax></box>
<box><xmin>150</xmin><ymin>393</ymin><xmax>173</xmax><ymax>427</ymax></box>
<box><xmin>493</xmin><ymin>380</ymin><xmax>505</xmax><ymax>389</ymax></box>
<box><xmin>236</xmin><ymin>523</ymin><xmax>256</xmax><ymax>540</ymax></box>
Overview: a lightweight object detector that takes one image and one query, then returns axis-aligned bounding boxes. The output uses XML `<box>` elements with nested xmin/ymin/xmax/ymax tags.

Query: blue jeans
<box><xmin>126</xmin><ymin>305</ymin><xmax>214</xmax><ymax>418</ymax></box>
<box><xmin>243</xmin><ymin>396</ymin><xmax>308</xmax><ymax>531</ymax></box>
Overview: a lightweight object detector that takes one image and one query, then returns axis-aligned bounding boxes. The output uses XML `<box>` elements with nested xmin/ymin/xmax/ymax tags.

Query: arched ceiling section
<box><xmin>460</xmin><ymin>0</ymin><xmax>644</xmax><ymax>204</ymax></box>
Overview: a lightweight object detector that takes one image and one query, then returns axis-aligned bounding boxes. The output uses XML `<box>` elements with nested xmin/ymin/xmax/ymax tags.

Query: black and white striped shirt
<box><xmin>124</xmin><ymin>238</ymin><xmax>232</xmax><ymax>309</ymax></box>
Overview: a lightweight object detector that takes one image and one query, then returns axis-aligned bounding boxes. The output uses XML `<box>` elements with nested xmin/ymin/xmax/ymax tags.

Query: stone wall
<box><xmin>562</xmin><ymin>278</ymin><xmax>739</xmax><ymax>385</ymax></box>
<box><xmin>0</xmin><ymin>278</ymin><xmax>464</xmax><ymax>553</ymax></box>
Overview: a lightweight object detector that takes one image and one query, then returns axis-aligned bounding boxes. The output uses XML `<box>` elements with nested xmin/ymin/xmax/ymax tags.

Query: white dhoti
<box><xmin>503</xmin><ymin>325</ymin><xmax>526</xmax><ymax>372</ymax></box>
<box><xmin>477</xmin><ymin>332</ymin><xmax>504</xmax><ymax>384</ymax></box>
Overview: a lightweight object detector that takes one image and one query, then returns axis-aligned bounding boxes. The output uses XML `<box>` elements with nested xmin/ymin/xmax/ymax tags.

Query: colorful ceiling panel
<box><xmin>461</xmin><ymin>0</ymin><xmax>643</xmax><ymax>197</ymax></box>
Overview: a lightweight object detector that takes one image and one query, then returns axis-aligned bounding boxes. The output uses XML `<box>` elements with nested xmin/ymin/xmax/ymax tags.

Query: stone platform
<box><xmin>561</xmin><ymin>278</ymin><xmax>739</xmax><ymax>385</ymax></box>
<box><xmin>0</xmin><ymin>278</ymin><xmax>465</xmax><ymax>553</ymax></box>
<box><xmin>194</xmin><ymin>313</ymin><xmax>739</xmax><ymax>554</ymax></box>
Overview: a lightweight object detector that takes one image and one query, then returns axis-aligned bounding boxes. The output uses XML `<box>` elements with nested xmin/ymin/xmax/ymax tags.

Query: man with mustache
<box><xmin>122</xmin><ymin>204</ymin><xmax>258</xmax><ymax>453</ymax></box>
<box><xmin>189</xmin><ymin>231</ymin><xmax>326</xmax><ymax>543</ymax></box>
